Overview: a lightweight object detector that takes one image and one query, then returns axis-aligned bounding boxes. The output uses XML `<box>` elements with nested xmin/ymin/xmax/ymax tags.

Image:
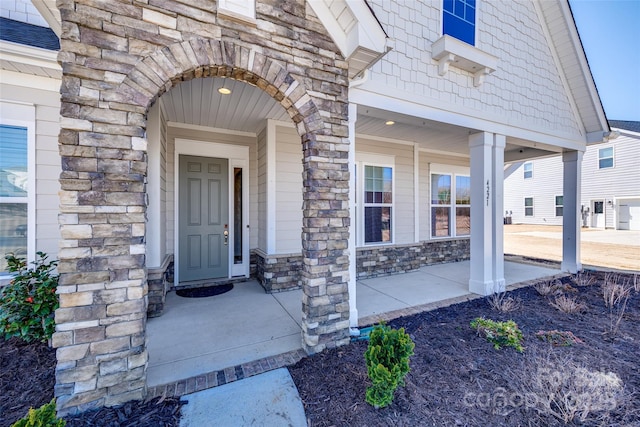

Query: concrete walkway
<box><xmin>179</xmin><ymin>368</ymin><xmax>306</xmax><ymax>427</ymax></box>
<box><xmin>152</xmin><ymin>260</ymin><xmax>561</xmax><ymax>426</ymax></box>
<box><xmin>147</xmin><ymin>260</ymin><xmax>560</xmax><ymax>389</ymax></box>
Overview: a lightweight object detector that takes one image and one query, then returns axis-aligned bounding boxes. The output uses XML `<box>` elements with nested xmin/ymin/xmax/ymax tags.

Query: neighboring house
<box><xmin>504</xmin><ymin>121</ymin><xmax>640</xmax><ymax>230</ymax></box>
<box><xmin>0</xmin><ymin>0</ymin><xmax>610</xmax><ymax>415</ymax></box>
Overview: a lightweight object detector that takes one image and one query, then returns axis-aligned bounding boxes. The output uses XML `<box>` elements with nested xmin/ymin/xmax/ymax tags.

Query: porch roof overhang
<box><xmin>0</xmin><ymin>39</ymin><xmax>61</xmax><ymax>79</ymax></box>
<box><xmin>307</xmin><ymin>0</ymin><xmax>390</xmax><ymax>80</ymax></box>
<box><xmin>536</xmin><ymin>0</ymin><xmax>610</xmax><ymax>144</ymax></box>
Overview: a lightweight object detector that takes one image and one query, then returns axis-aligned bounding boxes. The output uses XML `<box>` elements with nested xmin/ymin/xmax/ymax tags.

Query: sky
<box><xmin>569</xmin><ymin>0</ymin><xmax>640</xmax><ymax>121</ymax></box>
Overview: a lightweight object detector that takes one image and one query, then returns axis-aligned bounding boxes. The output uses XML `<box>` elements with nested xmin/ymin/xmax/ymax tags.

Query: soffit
<box><xmin>0</xmin><ymin>40</ymin><xmax>61</xmax><ymax>79</ymax></box>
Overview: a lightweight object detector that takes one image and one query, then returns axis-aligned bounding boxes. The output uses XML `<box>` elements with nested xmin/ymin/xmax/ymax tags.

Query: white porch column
<box><xmin>348</xmin><ymin>103</ymin><xmax>358</xmax><ymax>328</ymax></box>
<box><xmin>561</xmin><ymin>150</ymin><xmax>583</xmax><ymax>273</ymax></box>
<box><xmin>145</xmin><ymin>102</ymin><xmax>163</xmax><ymax>267</ymax></box>
<box><xmin>492</xmin><ymin>134</ymin><xmax>506</xmax><ymax>291</ymax></box>
<box><xmin>469</xmin><ymin>132</ymin><xmax>504</xmax><ymax>295</ymax></box>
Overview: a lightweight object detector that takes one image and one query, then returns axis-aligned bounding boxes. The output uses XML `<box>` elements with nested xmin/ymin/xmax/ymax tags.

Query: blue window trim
<box><xmin>443</xmin><ymin>0</ymin><xmax>476</xmax><ymax>45</ymax></box>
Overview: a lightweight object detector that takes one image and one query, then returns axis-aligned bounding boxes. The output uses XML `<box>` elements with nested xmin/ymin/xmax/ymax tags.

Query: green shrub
<box><xmin>364</xmin><ymin>324</ymin><xmax>415</xmax><ymax>408</ymax></box>
<box><xmin>11</xmin><ymin>398</ymin><xmax>65</xmax><ymax>427</ymax></box>
<box><xmin>0</xmin><ymin>252</ymin><xmax>59</xmax><ymax>343</ymax></box>
<box><xmin>470</xmin><ymin>317</ymin><xmax>524</xmax><ymax>352</ymax></box>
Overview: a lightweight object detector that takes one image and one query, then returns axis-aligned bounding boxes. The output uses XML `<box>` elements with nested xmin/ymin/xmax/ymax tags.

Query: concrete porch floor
<box><xmin>146</xmin><ymin>260</ymin><xmax>560</xmax><ymax>389</ymax></box>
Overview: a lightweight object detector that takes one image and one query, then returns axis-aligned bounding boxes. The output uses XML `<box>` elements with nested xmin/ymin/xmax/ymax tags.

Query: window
<box><xmin>598</xmin><ymin>147</ymin><xmax>613</xmax><ymax>169</ymax></box>
<box><xmin>431</xmin><ymin>174</ymin><xmax>451</xmax><ymax>237</ymax></box>
<box><xmin>555</xmin><ymin>195</ymin><xmax>563</xmax><ymax>217</ymax></box>
<box><xmin>524</xmin><ymin>197</ymin><xmax>534</xmax><ymax>216</ymax></box>
<box><xmin>443</xmin><ymin>0</ymin><xmax>476</xmax><ymax>45</ymax></box>
<box><xmin>523</xmin><ymin>162</ymin><xmax>533</xmax><ymax>179</ymax></box>
<box><xmin>364</xmin><ymin>165</ymin><xmax>392</xmax><ymax>244</ymax></box>
<box><xmin>0</xmin><ymin>125</ymin><xmax>28</xmax><ymax>273</ymax></box>
<box><xmin>593</xmin><ymin>201</ymin><xmax>604</xmax><ymax>214</ymax></box>
<box><xmin>455</xmin><ymin>175</ymin><xmax>471</xmax><ymax>235</ymax></box>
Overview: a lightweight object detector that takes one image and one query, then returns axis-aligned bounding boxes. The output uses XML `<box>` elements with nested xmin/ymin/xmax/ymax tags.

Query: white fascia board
<box><xmin>350</xmin><ymin>85</ymin><xmax>587</xmax><ymax>152</ymax></box>
<box><xmin>344</xmin><ymin>1</ymin><xmax>387</xmax><ymax>56</ymax></box>
<box><xmin>0</xmin><ymin>40</ymin><xmax>60</xmax><ymax>70</ymax></box>
<box><xmin>308</xmin><ymin>0</ymin><xmax>386</xmax><ymax>60</ymax></box>
<box><xmin>559</xmin><ymin>1</ymin><xmax>608</xmax><ymax>133</ymax></box>
<box><xmin>307</xmin><ymin>1</ymin><xmax>349</xmax><ymax>56</ymax></box>
<box><xmin>0</xmin><ymin>69</ymin><xmax>60</xmax><ymax>92</ymax></box>
<box><xmin>31</xmin><ymin>0</ymin><xmax>62</xmax><ymax>36</ymax></box>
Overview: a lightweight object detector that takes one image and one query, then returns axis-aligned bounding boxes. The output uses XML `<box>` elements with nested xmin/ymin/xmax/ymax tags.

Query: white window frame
<box><xmin>454</xmin><ymin>174</ymin><xmax>471</xmax><ymax>236</ymax></box>
<box><xmin>217</xmin><ymin>0</ymin><xmax>256</xmax><ymax>23</ymax></box>
<box><xmin>440</xmin><ymin>0</ymin><xmax>478</xmax><ymax>46</ymax></box>
<box><xmin>523</xmin><ymin>162</ymin><xmax>533</xmax><ymax>179</ymax></box>
<box><xmin>430</xmin><ymin>164</ymin><xmax>471</xmax><ymax>238</ymax></box>
<box><xmin>524</xmin><ymin>197</ymin><xmax>534</xmax><ymax>217</ymax></box>
<box><xmin>598</xmin><ymin>146</ymin><xmax>614</xmax><ymax>169</ymax></box>
<box><xmin>0</xmin><ymin>101</ymin><xmax>36</xmax><ymax>278</ymax></box>
<box><xmin>356</xmin><ymin>153</ymin><xmax>395</xmax><ymax>247</ymax></box>
<box><xmin>555</xmin><ymin>195</ymin><xmax>563</xmax><ymax>217</ymax></box>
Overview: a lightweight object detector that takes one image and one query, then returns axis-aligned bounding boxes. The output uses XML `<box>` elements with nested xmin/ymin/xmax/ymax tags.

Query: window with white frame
<box><xmin>363</xmin><ymin>165</ymin><xmax>393</xmax><ymax>244</ymax></box>
<box><xmin>0</xmin><ymin>125</ymin><xmax>29</xmax><ymax>273</ymax></box>
<box><xmin>555</xmin><ymin>195</ymin><xmax>563</xmax><ymax>217</ymax></box>
<box><xmin>443</xmin><ymin>0</ymin><xmax>476</xmax><ymax>45</ymax></box>
<box><xmin>431</xmin><ymin>170</ymin><xmax>470</xmax><ymax>238</ymax></box>
<box><xmin>524</xmin><ymin>197</ymin><xmax>534</xmax><ymax>216</ymax></box>
<box><xmin>431</xmin><ymin>173</ymin><xmax>451</xmax><ymax>237</ymax></box>
<box><xmin>598</xmin><ymin>147</ymin><xmax>613</xmax><ymax>169</ymax></box>
<box><xmin>523</xmin><ymin>162</ymin><xmax>533</xmax><ymax>179</ymax></box>
<box><xmin>455</xmin><ymin>175</ymin><xmax>471</xmax><ymax>235</ymax></box>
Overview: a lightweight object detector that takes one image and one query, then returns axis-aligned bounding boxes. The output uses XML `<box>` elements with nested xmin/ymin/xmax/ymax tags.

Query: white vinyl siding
<box><xmin>503</xmin><ymin>155</ymin><xmax>564</xmax><ymax>226</ymax></box>
<box><xmin>275</xmin><ymin>125</ymin><xmax>302</xmax><ymax>254</ymax></box>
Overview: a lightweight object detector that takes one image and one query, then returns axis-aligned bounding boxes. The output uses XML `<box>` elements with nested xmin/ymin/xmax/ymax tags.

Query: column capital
<box><xmin>493</xmin><ymin>134</ymin><xmax>506</xmax><ymax>149</ymax></box>
<box><xmin>468</xmin><ymin>131</ymin><xmax>492</xmax><ymax>149</ymax></box>
<box><xmin>562</xmin><ymin>150</ymin><xmax>584</xmax><ymax>163</ymax></box>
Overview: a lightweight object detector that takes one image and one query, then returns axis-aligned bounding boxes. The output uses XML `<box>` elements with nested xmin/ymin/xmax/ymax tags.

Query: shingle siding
<box><xmin>366</xmin><ymin>0</ymin><xmax>581</xmax><ymax>138</ymax></box>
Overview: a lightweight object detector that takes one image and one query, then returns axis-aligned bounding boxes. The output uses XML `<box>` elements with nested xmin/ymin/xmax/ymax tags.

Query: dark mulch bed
<box><xmin>0</xmin><ymin>337</ymin><xmax>56</xmax><ymax>426</ymax></box>
<box><xmin>0</xmin><ymin>337</ymin><xmax>183</xmax><ymax>427</ymax></box>
<box><xmin>290</xmin><ymin>272</ymin><xmax>640</xmax><ymax>426</ymax></box>
<box><xmin>2</xmin><ymin>271</ymin><xmax>639</xmax><ymax>426</ymax></box>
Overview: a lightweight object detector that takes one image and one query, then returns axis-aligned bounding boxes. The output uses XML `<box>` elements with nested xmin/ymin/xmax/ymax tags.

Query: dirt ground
<box><xmin>504</xmin><ymin>224</ymin><xmax>639</xmax><ymax>272</ymax></box>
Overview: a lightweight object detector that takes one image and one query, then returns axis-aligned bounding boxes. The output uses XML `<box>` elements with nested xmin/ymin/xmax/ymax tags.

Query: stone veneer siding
<box><xmin>357</xmin><ymin>238</ymin><xmax>470</xmax><ymax>278</ymax></box>
<box><xmin>254</xmin><ymin>239</ymin><xmax>471</xmax><ymax>292</ymax></box>
<box><xmin>146</xmin><ymin>256</ymin><xmax>172</xmax><ymax>318</ymax></box>
<box><xmin>54</xmin><ymin>0</ymin><xmax>350</xmax><ymax>415</ymax></box>
<box><xmin>253</xmin><ymin>250</ymin><xmax>302</xmax><ymax>292</ymax></box>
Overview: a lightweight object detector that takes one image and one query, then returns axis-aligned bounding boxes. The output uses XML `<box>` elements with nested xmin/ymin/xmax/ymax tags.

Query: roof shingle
<box><xmin>0</xmin><ymin>17</ymin><xmax>59</xmax><ymax>51</ymax></box>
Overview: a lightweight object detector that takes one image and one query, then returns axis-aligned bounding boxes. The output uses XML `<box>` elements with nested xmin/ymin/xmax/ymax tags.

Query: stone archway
<box><xmin>54</xmin><ymin>2</ymin><xmax>350</xmax><ymax>416</ymax></box>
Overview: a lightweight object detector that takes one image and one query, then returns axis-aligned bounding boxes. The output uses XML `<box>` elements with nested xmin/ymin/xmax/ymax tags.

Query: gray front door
<box><xmin>179</xmin><ymin>155</ymin><xmax>229</xmax><ymax>282</ymax></box>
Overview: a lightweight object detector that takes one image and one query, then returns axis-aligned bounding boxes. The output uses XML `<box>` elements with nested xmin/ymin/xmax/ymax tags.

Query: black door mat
<box><xmin>176</xmin><ymin>284</ymin><xmax>234</xmax><ymax>298</ymax></box>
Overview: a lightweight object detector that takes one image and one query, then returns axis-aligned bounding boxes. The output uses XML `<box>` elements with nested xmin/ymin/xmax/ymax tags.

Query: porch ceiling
<box><xmin>159</xmin><ymin>78</ymin><xmax>559</xmax><ymax>161</ymax></box>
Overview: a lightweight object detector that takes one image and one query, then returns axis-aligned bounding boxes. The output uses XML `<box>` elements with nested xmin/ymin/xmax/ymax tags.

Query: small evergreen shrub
<box><xmin>364</xmin><ymin>324</ymin><xmax>415</xmax><ymax>408</ymax></box>
<box><xmin>0</xmin><ymin>252</ymin><xmax>59</xmax><ymax>343</ymax></box>
<box><xmin>11</xmin><ymin>398</ymin><xmax>65</xmax><ymax>427</ymax></box>
<box><xmin>470</xmin><ymin>317</ymin><xmax>524</xmax><ymax>352</ymax></box>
